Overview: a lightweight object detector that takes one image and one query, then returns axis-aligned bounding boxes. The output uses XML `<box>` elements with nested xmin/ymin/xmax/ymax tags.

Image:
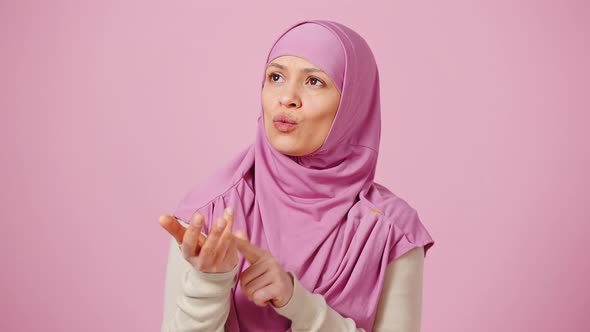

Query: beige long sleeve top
<box><xmin>161</xmin><ymin>237</ymin><xmax>425</xmax><ymax>332</ymax></box>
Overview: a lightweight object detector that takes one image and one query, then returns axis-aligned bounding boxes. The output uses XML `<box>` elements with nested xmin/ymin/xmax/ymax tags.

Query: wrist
<box><xmin>274</xmin><ymin>271</ymin><xmax>295</xmax><ymax>308</ymax></box>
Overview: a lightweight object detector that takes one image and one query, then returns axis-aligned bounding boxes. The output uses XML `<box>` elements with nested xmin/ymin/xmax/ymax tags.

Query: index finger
<box><xmin>233</xmin><ymin>231</ymin><xmax>266</xmax><ymax>263</ymax></box>
<box><xmin>159</xmin><ymin>213</ymin><xmax>207</xmax><ymax>246</ymax></box>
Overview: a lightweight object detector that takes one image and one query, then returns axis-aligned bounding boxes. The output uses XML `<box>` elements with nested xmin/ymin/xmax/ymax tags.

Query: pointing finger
<box><xmin>233</xmin><ymin>230</ymin><xmax>266</xmax><ymax>264</ymax></box>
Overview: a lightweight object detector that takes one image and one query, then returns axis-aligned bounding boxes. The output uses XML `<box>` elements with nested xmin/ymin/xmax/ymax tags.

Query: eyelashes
<box><xmin>268</xmin><ymin>73</ymin><xmax>325</xmax><ymax>87</ymax></box>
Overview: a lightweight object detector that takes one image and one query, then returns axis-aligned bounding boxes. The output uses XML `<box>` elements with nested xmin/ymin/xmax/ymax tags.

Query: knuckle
<box><xmin>203</xmin><ymin>246</ymin><xmax>215</xmax><ymax>256</ymax></box>
<box><xmin>253</xmin><ymin>292</ymin><xmax>264</xmax><ymax>305</ymax></box>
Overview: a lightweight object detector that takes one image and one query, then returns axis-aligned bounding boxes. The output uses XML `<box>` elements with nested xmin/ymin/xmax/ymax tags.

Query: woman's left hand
<box><xmin>233</xmin><ymin>230</ymin><xmax>294</xmax><ymax>308</ymax></box>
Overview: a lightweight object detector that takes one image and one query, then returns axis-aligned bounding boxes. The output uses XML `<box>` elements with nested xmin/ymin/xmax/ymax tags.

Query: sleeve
<box><xmin>387</xmin><ymin>209</ymin><xmax>434</xmax><ymax>264</ymax></box>
<box><xmin>270</xmin><ymin>246</ymin><xmax>426</xmax><ymax>332</ymax></box>
<box><xmin>270</xmin><ymin>273</ymin><xmax>366</xmax><ymax>332</ymax></box>
<box><xmin>373</xmin><ymin>246</ymin><xmax>425</xmax><ymax>332</ymax></box>
<box><xmin>161</xmin><ymin>237</ymin><xmax>239</xmax><ymax>332</ymax></box>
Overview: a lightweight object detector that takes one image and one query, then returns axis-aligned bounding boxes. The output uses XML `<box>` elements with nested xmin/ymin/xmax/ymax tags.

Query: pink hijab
<box><xmin>173</xmin><ymin>19</ymin><xmax>435</xmax><ymax>331</ymax></box>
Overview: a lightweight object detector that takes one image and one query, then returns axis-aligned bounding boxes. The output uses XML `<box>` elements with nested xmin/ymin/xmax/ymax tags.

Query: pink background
<box><xmin>1</xmin><ymin>1</ymin><xmax>588</xmax><ymax>331</ymax></box>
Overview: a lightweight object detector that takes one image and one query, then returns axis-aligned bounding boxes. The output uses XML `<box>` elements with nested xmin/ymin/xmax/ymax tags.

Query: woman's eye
<box><xmin>309</xmin><ymin>77</ymin><xmax>324</xmax><ymax>87</ymax></box>
<box><xmin>268</xmin><ymin>73</ymin><xmax>324</xmax><ymax>87</ymax></box>
<box><xmin>270</xmin><ymin>73</ymin><xmax>283</xmax><ymax>82</ymax></box>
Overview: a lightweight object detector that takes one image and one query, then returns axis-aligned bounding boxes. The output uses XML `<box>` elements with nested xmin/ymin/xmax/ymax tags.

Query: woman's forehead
<box><xmin>266</xmin><ymin>56</ymin><xmax>325</xmax><ymax>73</ymax></box>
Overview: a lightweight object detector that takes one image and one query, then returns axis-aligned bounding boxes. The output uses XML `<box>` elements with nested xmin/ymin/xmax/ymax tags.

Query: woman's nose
<box><xmin>279</xmin><ymin>85</ymin><xmax>301</xmax><ymax>108</ymax></box>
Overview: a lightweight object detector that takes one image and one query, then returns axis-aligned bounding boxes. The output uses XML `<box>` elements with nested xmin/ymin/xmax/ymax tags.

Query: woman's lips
<box><xmin>273</xmin><ymin>121</ymin><xmax>297</xmax><ymax>133</ymax></box>
<box><xmin>272</xmin><ymin>114</ymin><xmax>298</xmax><ymax>133</ymax></box>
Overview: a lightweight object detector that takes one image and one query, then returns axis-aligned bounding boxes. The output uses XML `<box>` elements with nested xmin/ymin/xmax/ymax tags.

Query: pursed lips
<box><xmin>273</xmin><ymin>114</ymin><xmax>298</xmax><ymax>124</ymax></box>
<box><xmin>272</xmin><ymin>114</ymin><xmax>298</xmax><ymax>133</ymax></box>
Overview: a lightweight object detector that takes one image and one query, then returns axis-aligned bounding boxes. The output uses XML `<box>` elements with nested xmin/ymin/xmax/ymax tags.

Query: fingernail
<box><xmin>192</xmin><ymin>215</ymin><xmax>203</xmax><ymax>227</ymax></box>
<box><xmin>217</xmin><ymin>218</ymin><xmax>226</xmax><ymax>230</ymax></box>
<box><xmin>227</xmin><ymin>207</ymin><xmax>233</xmax><ymax>216</ymax></box>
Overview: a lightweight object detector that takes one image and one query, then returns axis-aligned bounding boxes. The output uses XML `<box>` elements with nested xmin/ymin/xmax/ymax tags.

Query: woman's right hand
<box><xmin>158</xmin><ymin>207</ymin><xmax>240</xmax><ymax>273</ymax></box>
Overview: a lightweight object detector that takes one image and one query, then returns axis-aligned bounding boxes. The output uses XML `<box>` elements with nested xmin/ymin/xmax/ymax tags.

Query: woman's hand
<box><xmin>233</xmin><ymin>231</ymin><xmax>294</xmax><ymax>308</ymax></box>
<box><xmin>158</xmin><ymin>207</ymin><xmax>240</xmax><ymax>273</ymax></box>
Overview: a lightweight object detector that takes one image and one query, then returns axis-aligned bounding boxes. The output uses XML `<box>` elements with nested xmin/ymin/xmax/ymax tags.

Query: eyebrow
<box><xmin>267</xmin><ymin>62</ymin><xmax>326</xmax><ymax>74</ymax></box>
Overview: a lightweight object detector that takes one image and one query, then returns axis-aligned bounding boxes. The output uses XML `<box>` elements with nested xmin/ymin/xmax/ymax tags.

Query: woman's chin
<box><xmin>270</xmin><ymin>139</ymin><xmax>302</xmax><ymax>156</ymax></box>
<box><xmin>273</xmin><ymin>145</ymin><xmax>300</xmax><ymax>156</ymax></box>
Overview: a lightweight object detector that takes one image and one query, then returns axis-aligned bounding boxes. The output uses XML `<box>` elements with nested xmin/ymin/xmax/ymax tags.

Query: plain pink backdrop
<box><xmin>1</xmin><ymin>0</ymin><xmax>588</xmax><ymax>331</ymax></box>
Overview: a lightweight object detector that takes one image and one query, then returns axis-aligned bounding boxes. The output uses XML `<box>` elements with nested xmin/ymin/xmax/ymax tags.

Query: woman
<box><xmin>159</xmin><ymin>19</ymin><xmax>435</xmax><ymax>331</ymax></box>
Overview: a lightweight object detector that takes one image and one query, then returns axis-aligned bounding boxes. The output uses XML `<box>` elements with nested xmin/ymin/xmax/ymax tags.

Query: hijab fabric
<box><xmin>173</xmin><ymin>19</ymin><xmax>435</xmax><ymax>331</ymax></box>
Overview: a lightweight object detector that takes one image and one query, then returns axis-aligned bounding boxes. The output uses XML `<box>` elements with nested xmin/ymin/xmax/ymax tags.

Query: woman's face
<box><xmin>262</xmin><ymin>55</ymin><xmax>341</xmax><ymax>156</ymax></box>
